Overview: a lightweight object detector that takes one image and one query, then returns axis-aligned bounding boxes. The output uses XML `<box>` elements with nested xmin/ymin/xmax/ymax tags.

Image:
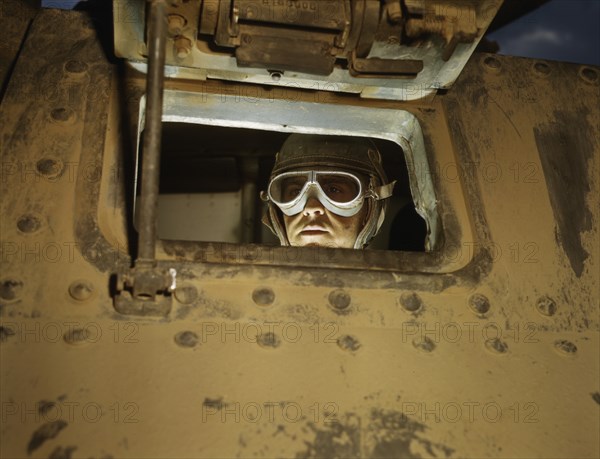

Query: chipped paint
<box><xmin>27</xmin><ymin>420</ymin><xmax>67</xmax><ymax>455</ymax></box>
<box><xmin>534</xmin><ymin>111</ymin><xmax>594</xmax><ymax>277</ymax></box>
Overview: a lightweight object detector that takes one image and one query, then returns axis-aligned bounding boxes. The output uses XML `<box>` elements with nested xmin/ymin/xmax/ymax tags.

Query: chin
<box><xmin>294</xmin><ymin>235</ymin><xmax>331</xmax><ymax>247</ymax></box>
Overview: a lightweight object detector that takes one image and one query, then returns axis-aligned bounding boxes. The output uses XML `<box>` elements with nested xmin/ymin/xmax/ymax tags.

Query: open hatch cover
<box><xmin>114</xmin><ymin>0</ymin><xmax>503</xmax><ymax>101</ymax></box>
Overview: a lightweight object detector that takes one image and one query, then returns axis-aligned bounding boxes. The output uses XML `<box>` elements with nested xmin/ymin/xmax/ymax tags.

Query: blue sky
<box><xmin>488</xmin><ymin>0</ymin><xmax>600</xmax><ymax>65</ymax></box>
<box><xmin>43</xmin><ymin>0</ymin><xmax>600</xmax><ymax>65</ymax></box>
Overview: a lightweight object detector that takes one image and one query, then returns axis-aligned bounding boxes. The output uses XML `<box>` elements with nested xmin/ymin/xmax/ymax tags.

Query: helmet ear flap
<box><xmin>353</xmin><ymin>174</ymin><xmax>390</xmax><ymax>248</ymax></box>
<box><xmin>262</xmin><ymin>203</ymin><xmax>290</xmax><ymax>246</ymax></box>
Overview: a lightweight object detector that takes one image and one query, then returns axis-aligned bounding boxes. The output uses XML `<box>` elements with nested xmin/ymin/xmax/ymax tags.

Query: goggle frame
<box><xmin>267</xmin><ymin>170</ymin><xmax>367</xmax><ymax>217</ymax></box>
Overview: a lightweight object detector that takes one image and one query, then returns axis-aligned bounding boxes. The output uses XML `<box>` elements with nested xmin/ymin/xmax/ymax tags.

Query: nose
<box><xmin>302</xmin><ymin>197</ymin><xmax>325</xmax><ymax>216</ymax></box>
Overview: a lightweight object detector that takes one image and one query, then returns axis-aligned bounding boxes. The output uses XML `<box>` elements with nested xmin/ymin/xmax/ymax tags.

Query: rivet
<box><xmin>579</xmin><ymin>66</ymin><xmax>599</xmax><ymax>85</ymax></box>
<box><xmin>17</xmin><ymin>214</ymin><xmax>42</xmax><ymax>234</ymax></box>
<box><xmin>412</xmin><ymin>336</ymin><xmax>435</xmax><ymax>353</ymax></box>
<box><xmin>242</xmin><ymin>35</ymin><xmax>252</xmax><ymax>45</ymax></box>
<box><xmin>483</xmin><ymin>56</ymin><xmax>501</xmax><ymax>71</ymax></box>
<box><xmin>554</xmin><ymin>339</ymin><xmax>577</xmax><ymax>356</ymax></box>
<box><xmin>174</xmin><ymin>331</ymin><xmax>199</xmax><ymax>348</ymax></box>
<box><xmin>337</xmin><ymin>335</ymin><xmax>361</xmax><ymax>352</ymax></box>
<box><xmin>269</xmin><ymin>70</ymin><xmax>283</xmax><ymax>81</ymax></box>
<box><xmin>174</xmin><ymin>36</ymin><xmax>192</xmax><ymax>59</ymax></box>
<box><xmin>63</xmin><ymin>328</ymin><xmax>90</xmax><ymax>345</ymax></box>
<box><xmin>591</xmin><ymin>392</ymin><xmax>600</xmax><ymax>406</ymax></box>
<box><xmin>64</xmin><ymin>60</ymin><xmax>88</xmax><ymax>74</ymax></box>
<box><xmin>50</xmin><ymin>107</ymin><xmax>74</xmax><ymax>123</ymax></box>
<box><xmin>485</xmin><ymin>338</ymin><xmax>508</xmax><ymax>354</ymax></box>
<box><xmin>0</xmin><ymin>279</ymin><xmax>24</xmax><ymax>302</ymax></box>
<box><xmin>167</xmin><ymin>14</ymin><xmax>186</xmax><ymax>36</ymax></box>
<box><xmin>536</xmin><ymin>295</ymin><xmax>557</xmax><ymax>317</ymax></box>
<box><xmin>328</xmin><ymin>289</ymin><xmax>351</xmax><ymax>312</ymax></box>
<box><xmin>252</xmin><ymin>287</ymin><xmax>275</xmax><ymax>306</ymax></box>
<box><xmin>398</xmin><ymin>292</ymin><xmax>422</xmax><ymax>313</ymax></box>
<box><xmin>174</xmin><ymin>284</ymin><xmax>198</xmax><ymax>304</ymax></box>
<box><xmin>533</xmin><ymin>61</ymin><xmax>551</xmax><ymax>76</ymax></box>
<box><xmin>68</xmin><ymin>280</ymin><xmax>94</xmax><ymax>302</ymax></box>
<box><xmin>468</xmin><ymin>293</ymin><xmax>490</xmax><ymax>315</ymax></box>
<box><xmin>36</xmin><ymin>158</ymin><xmax>64</xmax><ymax>179</ymax></box>
<box><xmin>257</xmin><ymin>332</ymin><xmax>281</xmax><ymax>348</ymax></box>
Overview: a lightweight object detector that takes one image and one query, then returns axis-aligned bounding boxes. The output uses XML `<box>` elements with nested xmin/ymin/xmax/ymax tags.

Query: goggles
<box><xmin>265</xmin><ymin>170</ymin><xmax>367</xmax><ymax>217</ymax></box>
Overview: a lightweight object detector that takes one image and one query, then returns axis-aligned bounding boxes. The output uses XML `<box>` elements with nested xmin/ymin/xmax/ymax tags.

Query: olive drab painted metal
<box><xmin>1</xmin><ymin>4</ymin><xmax>599</xmax><ymax>459</ymax></box>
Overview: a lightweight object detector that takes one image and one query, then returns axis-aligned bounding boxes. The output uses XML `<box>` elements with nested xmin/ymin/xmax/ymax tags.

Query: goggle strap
<box><xmin>369</xmin><ymin>180</ymin><xmax>396</xmax><ymax>200</ymax></box>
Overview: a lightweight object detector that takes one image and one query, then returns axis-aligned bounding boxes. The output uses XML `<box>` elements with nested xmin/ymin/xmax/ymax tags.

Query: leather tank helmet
<box><xmin>261</xmin><ymin>134</ymin><xmax>395</xmax><ymax>249</ymax></box>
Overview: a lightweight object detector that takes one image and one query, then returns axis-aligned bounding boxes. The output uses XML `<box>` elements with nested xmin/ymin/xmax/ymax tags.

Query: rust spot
<box><xmin>485</xmin><ymin>338</ymin><xmax>508</xmax><ymax>354</ymax></box>
<box><xmin>27</xmin><ymin>420</ymin><xmax>68</xmax><ymax>454</ymax></box>
<box><xmin>337</xmin><ymin>335</ymin><xmax>361</xmax><ymax>352</ymax></box>
<box><xmin>412</xmin><ymin>336</ymin><xmax>435</xmax><ymax>353</ymax></box>
<box><xmin>298</xmin><ymin>414</ymin><xmax>361</xmax><ymax>458</ymax></box>
<box><xmin>63</xmin><ymin>328</ymin><xmax>90</xmax><ymax>345</ymax></box>
<box><xmin>203</xmin><ymin>397</ymin><xmax>225</xmax><ymax>410</ymax></box>
<box><xmin>175</xmin><ymin>305</ymin><xmax>192</xmax><ymax>320</ymax></box>
<box><xmin>257</xmin><ymin>332</ymin><xmax>281</xmax><ymax>348</ymax></box>
<box><xmin>38</xmin><ymin>400</ymin><xmax>56</xmax><ymax>416</ymax></box>
<box><xmin>0</xmin><ymin>325</ymin><xmax>16</xmax><ymax>342</ymax></box>
<box><xmin>367</xmin><ymin>408</ymin><xmax>454</xmax><ymax>458</ymax></box>
<box><xmin>74</xmin><ymin>213</ymin><xmax>130</xmax><ymax>272</ymax></box>
<box><xmin>48</xmin><ymin>445</ymin><xmax>77</xmax><ymax>459</ymax></box>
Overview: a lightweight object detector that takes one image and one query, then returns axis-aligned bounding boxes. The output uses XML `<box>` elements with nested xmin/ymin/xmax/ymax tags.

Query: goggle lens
<box><xmin>313</xmin><ymin>174</ymin><xmax>361</xmax><ymax>203</ymax></box>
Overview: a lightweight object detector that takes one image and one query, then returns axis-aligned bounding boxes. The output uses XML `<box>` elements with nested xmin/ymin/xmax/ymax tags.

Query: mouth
<box><xmin>300</xmin><ymin>230</ymin><xmax>328</xmax><ymax>236</ymax></box>
<box><xmin>300</xmin><ymin>225</ymin><xmax>328</xmax><ymax>235</ymax></box>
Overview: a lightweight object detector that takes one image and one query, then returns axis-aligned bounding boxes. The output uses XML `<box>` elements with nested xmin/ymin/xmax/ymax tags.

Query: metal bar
<box><xmin>137</xmin><ymin>0</ymin><xmax>167</xmax><ymax>263</ymax></box>
<box><xmin>240</xmin><ymin>157</ymin><xmax>258</xmax><ymax>243</ymax></box>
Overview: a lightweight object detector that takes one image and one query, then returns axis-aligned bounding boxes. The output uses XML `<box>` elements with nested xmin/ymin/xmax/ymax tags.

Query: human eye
<box><xmin>286</xmin><ymin>186</ymin><xmax>301</xmax><ymax>198</ymax></box>
<box><xmin>320</xmin><ymin>176</ymin><xmax>359</xmax><ymax>201</ymax></box>
<box><xmin>325</xmin><ymin>183</ymin><xmax>343</xmax><ymax>194</ymax></box>
<box><xmin>283</xmin><ymin>183</ymin><xmax>303</xmax><ymax>200</ymax></box>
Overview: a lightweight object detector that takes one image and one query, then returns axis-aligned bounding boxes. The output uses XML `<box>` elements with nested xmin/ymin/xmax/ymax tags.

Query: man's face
<box><xmin>283</xmin><ymin>196</ymin><xmax>368</xmax><ymax>249</ymax></box>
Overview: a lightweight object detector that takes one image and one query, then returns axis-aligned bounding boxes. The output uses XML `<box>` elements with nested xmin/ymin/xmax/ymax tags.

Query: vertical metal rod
<box><xmin>240</xmin><ymin>157</ymin><xmax>258</xmax><ymax>243</ymax></box>
<box><xmin>137</xmin><ymin>0</ymin><xmax>167</xmax><ymax>263</ymax></box>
